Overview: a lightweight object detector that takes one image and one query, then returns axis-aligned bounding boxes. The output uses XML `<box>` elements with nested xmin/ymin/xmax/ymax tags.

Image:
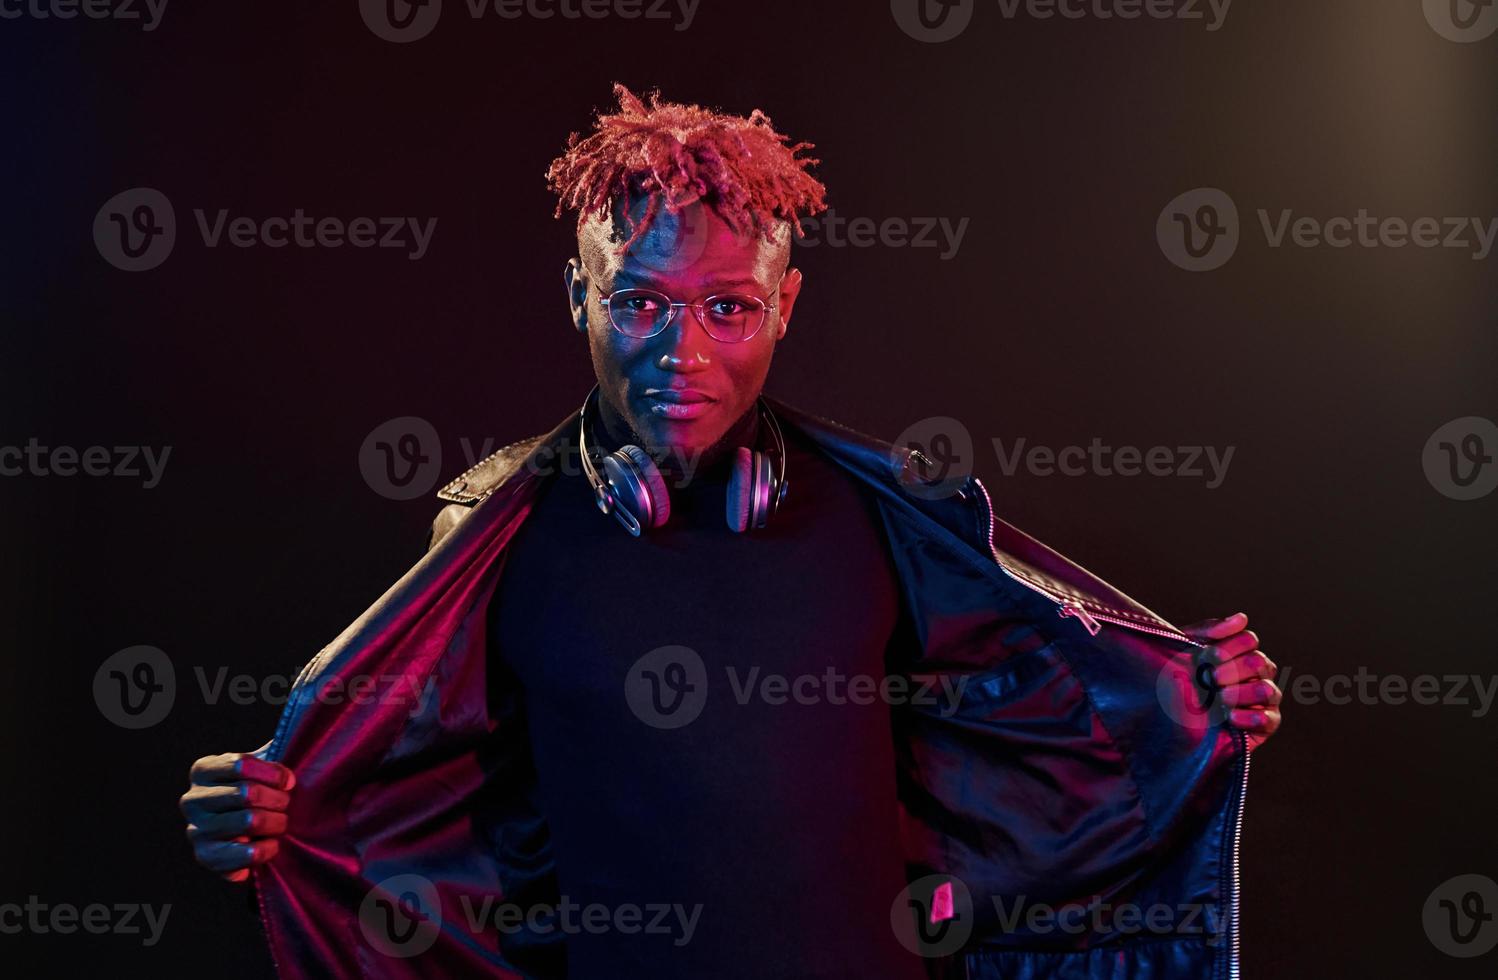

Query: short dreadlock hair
<box><xmin>546</xmin><ymin>83</ymin><xmax>829</xmax><ymax>253</ymax></box>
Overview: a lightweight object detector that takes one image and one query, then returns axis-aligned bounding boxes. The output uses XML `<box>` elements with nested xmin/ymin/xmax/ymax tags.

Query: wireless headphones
<box><xmin>577</xmin><ymin>384</ymin><xmax>789</xmax><ymax>536</ymax></box>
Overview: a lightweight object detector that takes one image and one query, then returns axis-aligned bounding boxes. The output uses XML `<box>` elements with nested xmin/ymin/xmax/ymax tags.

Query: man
<box><xmin>180</xmin><ymin>85</ymin><xmax>1281</xmax><ymax>978</ymax></box>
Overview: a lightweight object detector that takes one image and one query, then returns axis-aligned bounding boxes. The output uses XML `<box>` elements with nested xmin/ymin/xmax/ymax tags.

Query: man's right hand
<box><xmin>179</xmin><ymin>752</ymin><xmax>295</xmax><ymax>883</ymax></box>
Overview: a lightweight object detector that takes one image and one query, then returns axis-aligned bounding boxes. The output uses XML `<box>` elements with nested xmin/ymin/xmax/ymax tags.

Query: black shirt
<box><xmin>488</xmin><ymin>415</ymin><xmax>927</xmax><ymax>979</ymax></box>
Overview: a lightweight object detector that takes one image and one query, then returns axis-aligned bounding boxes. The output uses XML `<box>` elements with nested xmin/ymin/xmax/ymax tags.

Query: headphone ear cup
<box><xmin>725</xmin><ymin>447</ymin><xmax>755</xmax><ymax>533</ymax></box>
<box><xmin>613</xmin><ymin>444</ymin><xmax>671</xmax><ymax>530</ymax></box>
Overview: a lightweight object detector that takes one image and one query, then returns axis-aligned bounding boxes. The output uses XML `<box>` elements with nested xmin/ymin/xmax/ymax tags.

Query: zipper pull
<box><xmin>1059</xmin><ymin>602</ymin><xmax>1103</xmax><ymax>636</ymax></box>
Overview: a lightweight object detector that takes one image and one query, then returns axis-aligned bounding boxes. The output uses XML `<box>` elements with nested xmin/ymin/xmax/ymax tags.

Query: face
<box><xmin>565</xmin><ymin>198</ymin><xmax>803</xmax><ymax>458</ymax></box>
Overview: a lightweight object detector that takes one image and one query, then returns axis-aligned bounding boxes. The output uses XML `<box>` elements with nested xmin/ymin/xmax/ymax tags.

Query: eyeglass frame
<box><xmin>594</xmin><ymin>284</ymin><xmax>781</xmax><ymax>343</ymax></box>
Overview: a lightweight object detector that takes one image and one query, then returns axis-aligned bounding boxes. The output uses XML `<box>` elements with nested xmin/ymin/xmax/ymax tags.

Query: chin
<box><xmin>650</xmin><ymin>415</ymin><xmax>715</xmax><ymax>440</ymax></box>
<box><xmin>638</xmin><ymin>414</ymin><xmax>721</xmax><ymax>454</ymax></box>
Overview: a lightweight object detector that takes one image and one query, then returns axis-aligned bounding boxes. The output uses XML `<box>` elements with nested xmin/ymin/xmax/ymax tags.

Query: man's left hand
<box><xmin>1182</xmin><ymin>612</ymin><xmax>1282</xmax><ymax>750</ymax></box>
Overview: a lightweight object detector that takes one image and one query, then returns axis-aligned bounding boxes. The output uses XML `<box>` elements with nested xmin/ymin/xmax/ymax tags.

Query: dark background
<box><xmin>4</xmin><ymin>0</ymin><xmax>1496</xmax><ymax>975</ymax></box>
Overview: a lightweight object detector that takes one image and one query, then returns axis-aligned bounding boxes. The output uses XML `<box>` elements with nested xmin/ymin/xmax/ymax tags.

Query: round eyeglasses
<box><xmin>597</xmin><ymin>288</ymin><xmax>777</xmax><ymax>344</ymax></box>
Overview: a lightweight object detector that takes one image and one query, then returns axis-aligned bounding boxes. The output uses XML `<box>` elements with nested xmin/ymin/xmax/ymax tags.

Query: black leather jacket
<box><xmin>253</xmin><ymin>396</ymin><xmax>1249</xmax><ymax>979</ymax></box>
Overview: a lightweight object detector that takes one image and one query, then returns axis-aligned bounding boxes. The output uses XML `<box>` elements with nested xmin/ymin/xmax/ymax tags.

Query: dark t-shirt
<box><xmin>487</xmin><ymin>418</ymin><xmax>927</xmax><ymax>979</ymax></box>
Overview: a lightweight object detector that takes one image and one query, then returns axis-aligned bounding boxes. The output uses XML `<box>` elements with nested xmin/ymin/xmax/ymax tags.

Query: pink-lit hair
<box><xmin>546</xmin><ymin>83</ymin><xmax>829</xmax><ymax>251</ymax></box>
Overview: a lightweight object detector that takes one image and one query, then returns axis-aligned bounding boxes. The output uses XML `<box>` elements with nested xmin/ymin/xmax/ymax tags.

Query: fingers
<box><xmin>1180</xmin><ymin>614</ymin><xmax>1283</xmax><ymax>747</ymax></box>
<box><xmin>189</xmin><ymin>837</ymin><xmax>281</xmax><ymax>874</ymax></box>
<box><xmin>221</xmin><ymin>837</ymin><xmax>251</xmax><ymax>884</ymax></box>
<box><xmin>1213</xmin><ymin>650</ymin><xmax>1277</xmax><ymax>687</ymax></box>
<box><xmin>1228</xmin><ymin>706</ymin><xmax>1281</xmax><ymax>738</ymax></box>
<box><xmin>1204</xmin><ymin>630</ymin><xmax>1261</xmax><ymax>664</ymax></box>
<box><xmin>1220</xmin><ymin>678</ymin><xmax>1283</xmax><ymax>709</ymax></box>
<box><xmin>1181</xmin><ymin>612</ymin><xmax>1248</xmax><ymax>642</ymax></box>
<box><xmin>189</xmin><ymin>753</ymin><xmax>295</xmax><ymax>791</ymax></box>
<box><xmin>187</xmin><ymin>807</ymin><xmax>290</xmax><ymax>841</ymax></box>
<box><xmin>180</xmin><ymin>782</ymin><xmax>292</xmax><ymax>817</ymax></box>
<box><xmin>182</xmin><ymin>752</ymin><xmax>296</xmax><ymax>879</ymax></box>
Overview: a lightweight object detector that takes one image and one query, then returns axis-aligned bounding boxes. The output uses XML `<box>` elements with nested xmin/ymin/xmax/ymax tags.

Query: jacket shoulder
<box><xmin>425</xmin><ymin>432</ymin><xmax>550</xmax><ymax>552</ymax></box>
<box><xmin>425</xmin><ymin>405</ymin><xmax>582</xmax><ymax>550</ymax></box>
<box><xmin>435</xmin><ymin>433</ymin><xmax>549</xmax><ymax>506</ymax></box>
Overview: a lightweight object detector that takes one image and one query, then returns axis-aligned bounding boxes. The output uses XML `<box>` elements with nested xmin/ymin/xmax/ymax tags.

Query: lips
<box><xmin>642</xmin><ymin>388</ymin><xmax>715</xmax><ymax>404</ymax></box>
<box><xmin>641</xmin><ymin>388</ymin><xmax>716</xmax><ymax>420</ymax></box>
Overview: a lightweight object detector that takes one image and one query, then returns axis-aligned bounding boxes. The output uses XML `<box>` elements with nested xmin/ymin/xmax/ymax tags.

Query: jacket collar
<box><xmin>435</xmin><ymin>390</ymin><xmax>1187</xmax><ymax>638</ymax></box>
<box><xmin>437</xmin><ymin>394</ymin><xmax>938</xmax><ymax>513</ymax></box>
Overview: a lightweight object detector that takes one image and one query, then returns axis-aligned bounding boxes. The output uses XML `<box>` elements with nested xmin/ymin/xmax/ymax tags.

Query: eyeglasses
<box><xmin>597</xmin><ymin>287</ymin><xmax>778</xmax><ymax>344</ymax></box>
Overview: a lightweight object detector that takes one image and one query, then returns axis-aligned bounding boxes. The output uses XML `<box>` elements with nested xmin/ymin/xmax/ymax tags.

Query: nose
<box><xmin>655</xmin><ymin>305</ymin><xmax>712</xmax><ymax>371</ymax></box>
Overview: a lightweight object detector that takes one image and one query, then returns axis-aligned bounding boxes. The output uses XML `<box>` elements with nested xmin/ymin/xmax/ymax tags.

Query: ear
<box><xmin>564</xmin><ymin>258</ymin><xmax>589</xmax><ymax>335</ymax></box>
<box><xmin>772</xmin><ymin>266</ymin><xmax>804</xmax><ymax>341</ymax></box>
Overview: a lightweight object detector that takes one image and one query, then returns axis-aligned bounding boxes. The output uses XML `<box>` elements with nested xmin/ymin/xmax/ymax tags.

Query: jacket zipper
<box><xmin>1226</xmin><ymin>731</ymin><xmax>1248</xmax><ymax>979</ymax></box>
<box><xmin>969</xmin><ymin>476</ymin><xmax>1244</xmax><ymax>979</ymax></box>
